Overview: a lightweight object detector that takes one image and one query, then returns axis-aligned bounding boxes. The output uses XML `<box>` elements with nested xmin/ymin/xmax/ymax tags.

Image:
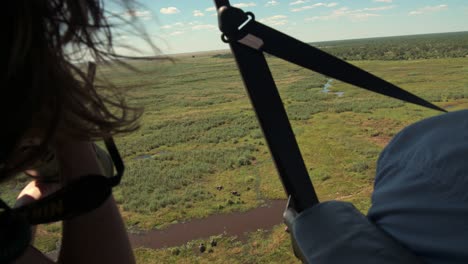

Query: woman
<box><xmin>2</xmin><ymin>0</ymin><xmax>147</xmax><ymax>263</ymax></box>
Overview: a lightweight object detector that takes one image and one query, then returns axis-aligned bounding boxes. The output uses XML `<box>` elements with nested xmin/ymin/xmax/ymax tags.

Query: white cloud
<box><xmin>291</xmin><ymin>2</ymin><xmax>338</xmax><ymax>12</ymax></box>
<box><xmin>373</xmin><ymin>0</ymin><xmax>392</xmax><ymax>2</ymax></box>
<box><xmin>205</xmin><ymin>6</ymin><xmax>218</xmax><ymax>16</ymax></box>
<box><xmin>192</xmin><ymin>24</ymin><xmax>217</xmax><ymax>30</ymax></box>
<box><xmin>363</xmin><ymin>5</ymin><xmax>395</xmax><ymax>11</ymax></box>
<box><xmin>160</xmin><ymin>7</ymin><xmax>180</xmax><ymax>15</ymax></box>
<box><xmin>409</xmin><ymin>5</ymin><xmax>448</xmax><ymax>15</ymax></box>
<box><xmin>266</xmin><ymin>0</ymin><xmax>279</xmax><ymax>7</ymax></box>
<box><xmin>290</xmin><ymin>0</ymin><xmax>309</xmax><ymax>5</ymax></box>
<box><xmin>161</xmin><ymin>22</ymin><xmax>185</xmax><ymax>29</ymax></box>
<box><xmin>351</xmin><ymin>13</ymin><xmax>380</xmax><ymax>19</ymax></box>
<box><xmin>233</xmin><ymin>2</ymin><xmax>257</xmax><ymax>8</ymax></box>
<box><xmin>161</xmin><ymin>21</ymin><xmax>215</xmax><ymax>33</ymax></box>
<box><xmin>306</xmin><ymin>6</ymin><xmax>386</xmax><ymax>21</ymax></box>
<box><xmin>116</xmin><ymin>9</ymin><xmax>152</xmax><ymax>20</ymax></box>
<box><xmin>306</xmin><ymin>7</ymin><xmax>348</xmax><ymax>21</ymax></box>
<box><xmin>193</xmin><ymin>10</ymin><xmax>204</xmax><ymax>17</ymax></box>
<box><xmin>259</xmin><ymin>15</ymin><xmax>288</xmax><ymax>26</ymax></box>
<box><xmin>170</xmin><ymin>31</ymin><xmax>184</xmax><ymax>36</ymax></box>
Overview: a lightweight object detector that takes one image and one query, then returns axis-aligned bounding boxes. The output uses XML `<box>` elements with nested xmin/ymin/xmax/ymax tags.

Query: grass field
<box><xmin>1</xmin><ymin>33</ymin><xmax>468</xmax><ymax>263</ymax></box>
<box><xmin>122</xmin><ymin>55</ymin><xmax>468</xmax><ymax>263</ymax></box>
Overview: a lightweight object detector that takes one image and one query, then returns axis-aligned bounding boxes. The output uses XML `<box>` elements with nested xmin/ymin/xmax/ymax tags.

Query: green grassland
<box><xmin>1</xmin><ymin>33</ymin><xmax>467</xmax><ymax>263</ymax></box>
<box><xmin>121</xmin><ymin>55</ymin><xmax>468</xmax><ymax>263</ymax></box>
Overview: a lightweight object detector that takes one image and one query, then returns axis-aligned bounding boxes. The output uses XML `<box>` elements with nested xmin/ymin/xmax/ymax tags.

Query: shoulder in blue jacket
<box><xmin>368</xmin><ymin>109</ymin><xmax>468</xmax><ymax>264</ymax></box>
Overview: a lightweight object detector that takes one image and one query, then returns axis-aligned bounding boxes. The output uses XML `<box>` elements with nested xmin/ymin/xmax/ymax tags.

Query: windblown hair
<box><xmin>1</xmin><ymin>0</ymin><xmax>149</xmax><ymax>180</ymax></box>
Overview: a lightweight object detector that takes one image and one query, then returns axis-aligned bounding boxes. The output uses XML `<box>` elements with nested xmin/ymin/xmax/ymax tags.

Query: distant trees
<box><xmin>212</xmin><ymin>32</ymin><xmax>468</xmax><ymax>61</ymax></box>
<box><xmin>313</xmin><ymin>32</ymin><xmax>468</xmax><ymax>61</ymax></box>
<box><xmin>212</xmin><ymin>53</ymin><xmax>233</xmax><ymax>59</ymax></box>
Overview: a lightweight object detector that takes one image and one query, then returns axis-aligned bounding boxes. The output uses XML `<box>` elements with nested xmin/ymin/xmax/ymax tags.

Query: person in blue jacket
<box><xmin>368</xmin><ymin>109</ymin><xmax>468</xmax><ymax>264</ymax></box>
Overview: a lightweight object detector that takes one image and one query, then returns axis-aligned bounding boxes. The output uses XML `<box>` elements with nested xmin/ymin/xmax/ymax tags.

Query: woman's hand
<box><xmin>15</xmin><ymin>179</ymin><xmax>61</xmax><ymax>208</ymax></box>
<box><xmin>13</xmin><ymin>179</ymin><xmax>61</xmax><ymax>264</ymax></box>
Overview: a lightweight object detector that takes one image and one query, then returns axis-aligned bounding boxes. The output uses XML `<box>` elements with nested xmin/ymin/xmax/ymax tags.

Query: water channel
<box><xmin>129</xmin><ymin>200</ymin><xmax>287</xmax><ymax>249</ymax></box>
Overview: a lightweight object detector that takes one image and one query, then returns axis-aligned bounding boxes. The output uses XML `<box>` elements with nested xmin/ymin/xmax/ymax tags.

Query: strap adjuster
<box><xmin>218</xmin><ymin>5</ymin><xmax>255</xmax><ymax>43</ymax></box>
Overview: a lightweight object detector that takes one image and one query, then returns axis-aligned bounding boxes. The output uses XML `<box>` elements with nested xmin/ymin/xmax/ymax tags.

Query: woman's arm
<box><xmin>56</xmin><ymin>141</ymin><xmax>135</xmax><ymax>264</ymax></box>
<box><xmin>14</xmin><ymin>140</ymin><xmax>135</xmax><ymax>263</ymax></box>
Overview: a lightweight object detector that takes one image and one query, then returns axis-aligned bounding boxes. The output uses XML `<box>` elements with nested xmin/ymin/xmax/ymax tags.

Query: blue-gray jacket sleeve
<box><xmin>368</xmin><ymin>109</ymin><xmax>468</xmax><ymax>264</ymax></box>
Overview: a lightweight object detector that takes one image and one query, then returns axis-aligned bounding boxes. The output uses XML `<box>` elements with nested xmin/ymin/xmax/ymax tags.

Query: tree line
<box><xmin>314</xmin><ymin>31</ymin><xmax>468</xmax><ymax>61</ymax></box>
<box><xmin>212</xmin><ymin>31</ymin><xmax>468</xmax><ymax>61</ymax></box>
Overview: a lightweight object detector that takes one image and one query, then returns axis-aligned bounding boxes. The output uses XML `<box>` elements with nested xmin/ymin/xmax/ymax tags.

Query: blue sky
<box><xmin>109</xmin><ymin>0</ymin><xmax>468</xmax><ymax>55</ymax></box>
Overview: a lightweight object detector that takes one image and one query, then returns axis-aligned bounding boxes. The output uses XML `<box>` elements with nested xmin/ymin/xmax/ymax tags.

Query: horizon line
<box><xmin>164</xmin><ymin>30</ymin><xmax>468</xmax><ymax>56</ymax></box>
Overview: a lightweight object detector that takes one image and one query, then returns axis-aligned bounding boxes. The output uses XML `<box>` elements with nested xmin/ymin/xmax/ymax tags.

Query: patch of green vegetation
<box><xmin>4</xmin><ymin>32</ymin><xmax>468</xmax><ymax>262</ymax></box>
<box><xmin>120</xmin><ymin>146</ymin><xmax>257</xmax><ymax>213</ymax></box>
<box><xmin>33</xmin><ymin>223</ymin><xmax>62</xmax><ymax>253</ymax></box>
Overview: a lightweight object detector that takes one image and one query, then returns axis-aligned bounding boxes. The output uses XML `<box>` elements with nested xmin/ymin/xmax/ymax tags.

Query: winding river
<box><xmin>129</xmin><ymin>200</ymin><xmax>287</xmax><ymax>249</ymax></box>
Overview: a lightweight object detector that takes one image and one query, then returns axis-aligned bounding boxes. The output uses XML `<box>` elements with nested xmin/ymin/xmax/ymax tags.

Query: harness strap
<box><xmin>216</xmin><ymin>3</ymin><xmax>446</xmax><ymax>212</ymax></box>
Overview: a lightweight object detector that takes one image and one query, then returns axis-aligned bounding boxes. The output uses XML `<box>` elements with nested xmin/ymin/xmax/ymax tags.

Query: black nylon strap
<box><xmin>15</xmin><ymin>175</ymin><xmax>112</xmax><ymax>224</ymax></box>
<box><xmin>240</xmin><ymin>20</ymin><xmax>446</xmax><ymax>113</ymax></box>
<box><xmin>0</xmin><ymin>174</ymin><xmax>115</xmax><ymax>261</ymax></box>
<box><xmin>217</xmin><ymin>4</ymin><xmax>319</xmax><ymax>212</ymax></box>
<box><xmin>12</xmin><ymin>137</ymin><xmax>122</xmax><ymax>225</ymax></box>
<box><xmin>215</xmin><ymin>2</ymin><xmax>446</xmax><ymax>212</ymax></box>
<box><xmin>229</xmin><ymin>41</ymin><xmax>319</xmax><ymax>212</ymax></box>
<box><xmin>105</xmin><ymin>137</ymin><xmax>124</xmax><ymax>186</ymax></box>
<box><xmin>0</xmin><ymin>137</ymin><xmax>122</xmax><ymax>262</ymax></box>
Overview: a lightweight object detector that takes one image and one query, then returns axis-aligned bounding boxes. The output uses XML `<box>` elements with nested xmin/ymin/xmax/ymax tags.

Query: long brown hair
<box><xmin>1</xmin><ymin>0</ymin><xmax>152</xmax><ymax>180</ymax></box>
